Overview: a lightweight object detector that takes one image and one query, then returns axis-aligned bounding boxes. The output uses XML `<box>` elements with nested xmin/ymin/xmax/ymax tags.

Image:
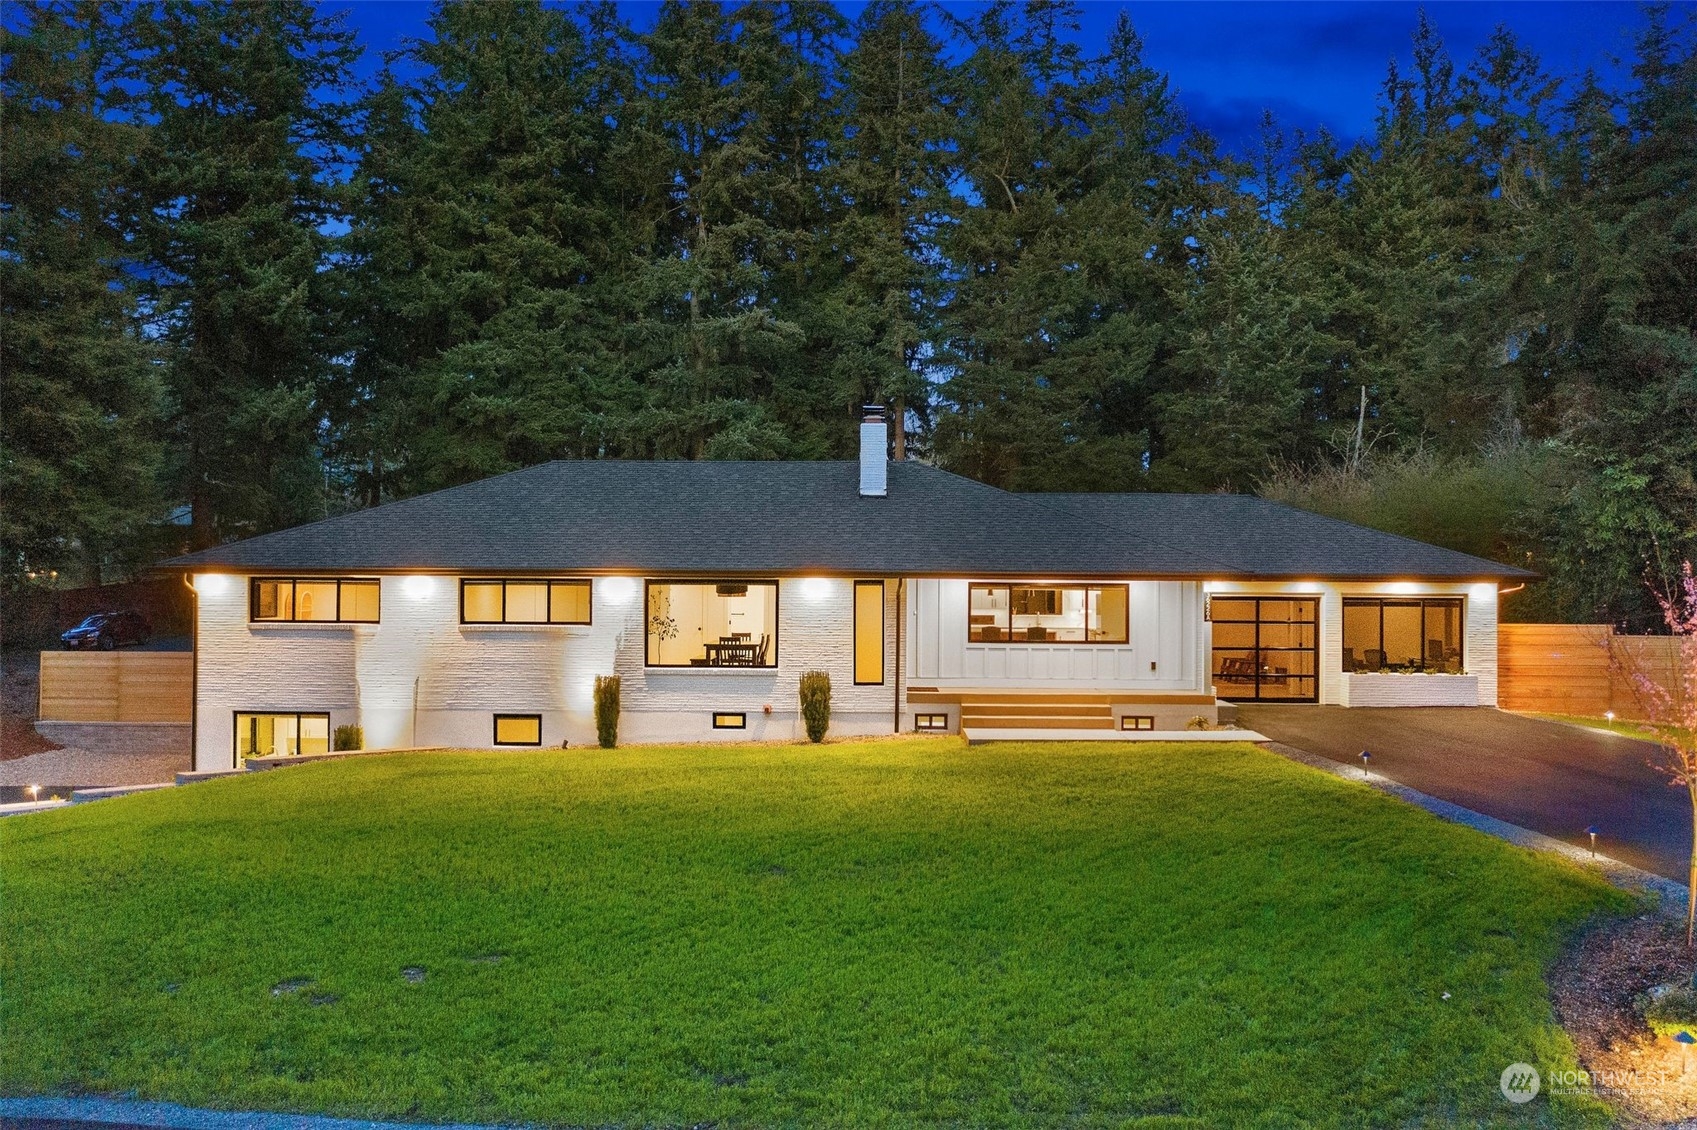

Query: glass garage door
<box><xmin>1210</xmin><ymin>597</ymin><xmax>1319</xmax><ymax>702</ymax></box>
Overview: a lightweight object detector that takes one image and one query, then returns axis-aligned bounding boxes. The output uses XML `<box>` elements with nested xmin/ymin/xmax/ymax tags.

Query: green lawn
<box><xmin>1</xmin><ymin>739</ymin><xmax>1627</xmax><ymax>1128</ymax></box>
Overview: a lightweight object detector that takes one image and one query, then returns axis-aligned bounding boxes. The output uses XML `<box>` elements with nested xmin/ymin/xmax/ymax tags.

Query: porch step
<box><xmin>960</xmin><ymin>703</ymin><xmax>1114</xmax><ymax>718</ymax></box>
<box><xmin>961</xmin><ymin>715</ymin><xmax>1118</xmax><ymax>730</ymax></box>
<box><xmin>963</xmin><ymin>727</ymin><xmax>1269</xmax><ymax>744</ymax></box>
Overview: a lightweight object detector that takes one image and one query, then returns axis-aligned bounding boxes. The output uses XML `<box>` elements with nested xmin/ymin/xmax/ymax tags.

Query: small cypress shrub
<box><xmin>799</xmin><ymin>670</ymin><xmax>831</xmax><ymax>743</ymax></box>
<box><xmin>594</xmin><ymin>674</ymin><xmax>620</xmax><ymax>749</ymax></box>
<box><xmin>333</xmin><ymin>724</ymin><xmax>363</xmax><ymax>751</ymax></box>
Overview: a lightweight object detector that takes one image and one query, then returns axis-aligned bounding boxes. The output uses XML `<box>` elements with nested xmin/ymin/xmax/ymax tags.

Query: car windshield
<box><xmin>72</xmin><ymin>615</ymin><xmax>109</xmax><ymax>629</ymax></box>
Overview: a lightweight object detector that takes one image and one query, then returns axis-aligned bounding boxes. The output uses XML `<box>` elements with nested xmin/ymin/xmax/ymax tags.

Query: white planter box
<box><xmin>1344</xmin><ymin>673</ymin><xmax>1479</xmax><ymax>707</ymax></box>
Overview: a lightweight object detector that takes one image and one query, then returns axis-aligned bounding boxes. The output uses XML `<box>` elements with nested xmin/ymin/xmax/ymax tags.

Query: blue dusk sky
<box><xmin>336</xmin><ymin>1</ymin><xmax>1666</xmax><ymax>153</ymax></box>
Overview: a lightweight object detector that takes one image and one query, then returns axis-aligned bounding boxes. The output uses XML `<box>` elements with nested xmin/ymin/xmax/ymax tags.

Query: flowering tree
<box><xmin>1613</xmin><ymin>561</ymin><xmax>1697</xmax><ymax>945</ymax></box>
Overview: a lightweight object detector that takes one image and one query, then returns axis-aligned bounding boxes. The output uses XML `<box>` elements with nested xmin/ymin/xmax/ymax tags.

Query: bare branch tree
<box><xmin>1610</xmin><ymin>560</ymin><xmax>1697</xmax><ymax>944</ymax></box>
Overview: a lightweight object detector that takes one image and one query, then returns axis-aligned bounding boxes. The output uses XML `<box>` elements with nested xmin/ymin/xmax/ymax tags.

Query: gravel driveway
<box><xmin>1239</xmin><ymin>705</ymin><xmax>1686</xmax><ymax>882</ymax></box>
<box><xmin>0</xmin><ymin>745</ymin><xmax>187</xmax><ymax>789</ymax></box>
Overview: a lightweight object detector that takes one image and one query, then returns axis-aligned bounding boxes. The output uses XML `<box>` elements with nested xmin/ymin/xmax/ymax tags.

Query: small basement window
<box><xmin>1120</xmin><ymin>716</ymin><xmax>1155</xmax><ymax>731</ymax></box>
<box><xmin>712</xmin><ymin>712</ymin><xmax>747</xmax><ymax>730</ymax></box>
<box><xmin>915</xmin><ymin>713</ymin><xmax>950</xmax><ymax>731</ymax></box>
<box><xmin>492</xmin><ymin>714</ymin><xmax>542</xmax><ymax>746</ymax></box>
<box><xmin>234</xmin><ymin>712</ymin><xmax>330</xmax><ymax>765</ymax></box>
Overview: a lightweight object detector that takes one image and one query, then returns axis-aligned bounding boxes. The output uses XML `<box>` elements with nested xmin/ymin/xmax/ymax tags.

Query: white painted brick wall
<box><xmin>1343</xmin><ymin>674</ymin><xmax>1481</xmax><ymax>707</ymax></box>
<box><xmin>193</xmin><ymin>574</ymin><xmax>901</xmax><ymax>769</ymax></box>
<box><xmin>1203</xmin><ymin>579</ymin><xmax>1499</xmax><ymax>707</ymax></box>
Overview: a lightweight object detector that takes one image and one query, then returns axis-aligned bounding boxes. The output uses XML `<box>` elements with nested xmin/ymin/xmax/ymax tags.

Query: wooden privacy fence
<box><xmin>38</xmin><ymin>651</ymin><xmax>192</xmax><ymax>723</ymax></box>
<box><xmin>1498</xmin><ymin>624</ymin><xmax>1686</xmax><ymax>718</ymax></box>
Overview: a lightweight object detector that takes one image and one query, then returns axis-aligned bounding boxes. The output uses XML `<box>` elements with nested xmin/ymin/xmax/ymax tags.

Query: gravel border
<box><xmin>0</xmin><ymin>746</ymin><xmax>187</xmax><ymax>788</ymax></box>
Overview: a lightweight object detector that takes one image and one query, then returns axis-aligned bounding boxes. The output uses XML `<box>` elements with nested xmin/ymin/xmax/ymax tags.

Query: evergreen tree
<box><xmin>126</xmin><ymin>0</ymin><xmax>361</xmax><ymax>546</ymax></box>
<box><xmin>1</xmin><ymin>1</ymin><xmax>160</xmax><ymax>585</ymax></box>
<box><xmin>815</xmin><ymin>0</ymin><xmax>953</xmax><ymax>459</ymax></box>
<box><xmin>339</xmin><ymin>1</ymin><xmax>629</xmax><ymax>494</ymax></box>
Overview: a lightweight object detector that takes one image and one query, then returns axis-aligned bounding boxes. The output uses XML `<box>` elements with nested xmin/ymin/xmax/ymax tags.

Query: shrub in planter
<box><xmin>333</xmin><ymin>724</ymin><xmax>363</xmax><ymax>752</ymax></box>
<box><xmin>594</xmin><ymin>674</ymin><xmax>620</xmax><ymax>749</ymax></box>
<box><xmin>799</xmin><ymin>670</ymin><xmax>831</xmax><ymax>743</ymax></box>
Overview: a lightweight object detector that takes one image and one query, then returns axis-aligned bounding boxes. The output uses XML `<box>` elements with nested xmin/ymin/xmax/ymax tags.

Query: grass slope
<box><xmin>1</xmin><ymin>740</ymin><xmax>1624</xmax><ymax>1128</ymax></box>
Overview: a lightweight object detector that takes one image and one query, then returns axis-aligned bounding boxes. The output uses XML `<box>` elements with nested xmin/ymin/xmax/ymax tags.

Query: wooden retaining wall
<box><xmin>38</xmin><ymin>652</ymin><xmax>192</xmax><ymax>723</ymax></box>
<box><xmin>1497</xmin><ymin>624</ymin><xmax>1685</xmax><ymax>719</ymax></box>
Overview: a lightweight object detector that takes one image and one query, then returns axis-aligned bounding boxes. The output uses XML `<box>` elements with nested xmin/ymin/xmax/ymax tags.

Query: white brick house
<box><xmin>168</xmin><ymin>410</ymin><xmax>1534</xmax><ymax>770</ymax></box>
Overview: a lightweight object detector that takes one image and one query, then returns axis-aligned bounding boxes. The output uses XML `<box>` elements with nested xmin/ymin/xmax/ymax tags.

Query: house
<box><xmin>166</xmin><ymin>408</ymin><xmax>1535</xmax><ymax>769</ymax></box>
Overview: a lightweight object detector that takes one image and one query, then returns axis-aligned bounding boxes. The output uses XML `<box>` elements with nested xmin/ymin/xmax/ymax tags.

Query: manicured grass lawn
<box><xmin>2</xmin><ymin>739</ymin><xmax>1626</xmax><ymax>1128</ymax></box>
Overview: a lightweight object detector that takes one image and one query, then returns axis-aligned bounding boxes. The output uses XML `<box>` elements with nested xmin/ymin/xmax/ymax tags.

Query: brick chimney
<box><xmin>859</xmin><ymin>405</ymin><xmax>888</xmax><ymax>497</ymax></box>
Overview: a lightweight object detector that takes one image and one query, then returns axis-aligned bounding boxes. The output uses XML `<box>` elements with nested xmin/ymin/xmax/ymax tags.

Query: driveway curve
<box><xmin>1236</xmin><ymin>705</ymin><xmax>1686</xmax><ymax>883</ymax></box>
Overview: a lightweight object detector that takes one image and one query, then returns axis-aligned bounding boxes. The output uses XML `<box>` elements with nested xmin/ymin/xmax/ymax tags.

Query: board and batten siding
<box><xmin>905</xmin><ymin>579</ymin><xmax>1209</xmax><ymax>694</ymax></box>
<box><xmin>1200</xmin><ymin>579</ymin><xmax>1499</xmax><ymax>707</ymax></box>
<box><xmin>193</xmin><ymin>574</ymin><xmax>901</xmax><ymax>770</ymax></box>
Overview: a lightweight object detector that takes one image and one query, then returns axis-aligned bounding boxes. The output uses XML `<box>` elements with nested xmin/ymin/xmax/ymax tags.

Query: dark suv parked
<box><xmin>60</xmin><ymin>611</ymin><xmax>151</xmax><ymax>651</ymax></box>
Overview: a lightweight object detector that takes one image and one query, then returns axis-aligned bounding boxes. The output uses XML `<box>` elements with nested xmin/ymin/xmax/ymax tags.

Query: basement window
<box><xmin>1120</xmin><ymin>716</ymin><xmax>1155</xmax><ymax>731</ymax></box>
<box><xmin>493</xmin><ymin>714</ymin><xmax>542</xmax><ymax>747</ymax></box>
<box><xmin>234</xmin><ymin>712</ymin><xmax>330</xmax><ymax>765</ymax></box>
<box><xmin>712</xmin><ymin>713</ymin><xmax>747</xmax><ymax>730</ymax></box>
<box><xmin>915</xmin><ymin>713</ymin><xmax>950</xmax><ymax>732</ymax></box>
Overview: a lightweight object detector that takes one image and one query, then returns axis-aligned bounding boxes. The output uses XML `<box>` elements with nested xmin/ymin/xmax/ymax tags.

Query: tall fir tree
<box><xmin>126</xmin><ymin>0</ymin><xmax>360</xmax><ymax>547</ymax></box>
<box><xmin>821</xmin><ymin>0</ymin><xmax>953</xmax><ymax>459</ymax></box>
<box><xmin>339</xmin><ymin>1</ymin><xmax>630</xmax><ymax>495</ymax></box>
<box><xmin>1</xmin><ymin>1</ymin><xmax>160</xmax><ymax>585</ymax></box>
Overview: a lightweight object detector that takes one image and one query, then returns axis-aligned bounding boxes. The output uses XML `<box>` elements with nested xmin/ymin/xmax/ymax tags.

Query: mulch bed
<box><xmin>1</xmin><ymin>650</ymin><xmax>60</xmax><ymax>760</ymax></box>
<box><xmin>1550</xmin><ymin>911</ymin><xmax>1697</xmax><ymax>1127</ymax></box>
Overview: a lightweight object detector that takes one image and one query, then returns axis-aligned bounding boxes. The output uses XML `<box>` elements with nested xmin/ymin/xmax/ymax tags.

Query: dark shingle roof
<box><xmin>1034</xmin><ymin>492</ymin><xmax>1536</xmax><ymax>580</ymax></box>
<box><xmin>161</xmin><ymin>461</ymin><xmax>1534</xmax><ymax>580</ymax></box>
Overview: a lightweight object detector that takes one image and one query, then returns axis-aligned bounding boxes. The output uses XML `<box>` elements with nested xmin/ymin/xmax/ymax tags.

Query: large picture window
<box><xmin>460</xmin><ymin>579</ymin><xmax>591</xmax><ymax>624</ymax></box>
<box><xmin>646</xmin><ymin>580</ymin><xmax>778</xmax><ymax>667</ymax></box>
<box><xmin>250</xmin><ymin>579</ymin><xmax>380</xmax><ymax>623</ymax></box>
<box><xmin>234</xmin><ymin>712</ymin><xmax>330</xmax><ymax>764</ymax></box>
<box><xmin>967</xmin><ymin>583</ymin><xmax>1128</xmax><ymax>643</ymax></box>
<box><xmin>1343</xmin><ymin>597</ymin><xmax>1464</xmax><ymax>673</ymax></box>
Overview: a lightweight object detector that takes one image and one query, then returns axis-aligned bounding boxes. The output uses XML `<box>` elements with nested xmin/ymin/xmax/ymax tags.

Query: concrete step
<box><xmin>963</xmin><ymin>727</ymin><xmax>1269</xmax><ymax>744</ymax></box>
<box><xmin>960</xmin><ymin>715</ymin><xmax>1117</xmax><ymax>730</ymax></box>
<box><xmin>959</xmin><ymin>703</ymin><xmax>1114</xmax><ymax>717</ymax></box>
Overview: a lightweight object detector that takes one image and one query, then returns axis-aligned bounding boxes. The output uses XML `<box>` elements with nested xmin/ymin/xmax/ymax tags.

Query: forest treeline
<box><xmin>3</xmin><ymin>1</ymin><xmax>1693</xmax><ymax>625</ymax></box>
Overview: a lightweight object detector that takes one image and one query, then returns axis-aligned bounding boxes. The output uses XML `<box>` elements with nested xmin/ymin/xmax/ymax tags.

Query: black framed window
<box><xmin>1120</xmin><ymin>716</ymin><xmax>1155</xmax><ymax>731</ymax></box>
<box><xmin>461</xmin><ymin>579</ymin><xmax>591</xmax><ymax>625</ymax></box>
<box><xmin>967</xmin><ymin>583</ymin><xmax>1129</xmax><ymax>643</ymax></box>
<box><xmin>712</xmin><ymin>712</ymin><xmax>747</xmax><ymax>729</ymax></box>
<box><xmin>854</xmin><ymin>580</ymin><xmax>885</xmax><ymax>685</ymax></box>
<box><xmin>1210</xmin><ymin>596</ymin><xmax>1319</xmax><ymax>702</ymax></box>
<box><xmin>493</xmin><ymin>714</ymin><xmax>542</xmax><ymax>746</ymax></box>
<box><xmin>234</xmin><ymin>711</ymin><xmax>330</xmax><ymax>765</ymax></box>
<box><xmin>645</xmin><ymin>580</ymin><xmax>778</xmax><ymax>667</ymax></box>
<box><xmin>915</xmin><ymin>713</ymin><xmax>950</xmax><ymax>731</ymax></box>
<box><xmin>250</xmin><ymin>579</ymin><xmax>380</xmax><ymax>623</ymax></box>
<box><xmin>1342</xmin><ymin>598</ymin><xmax>1464</xmax><ymax>673</ymax></box>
